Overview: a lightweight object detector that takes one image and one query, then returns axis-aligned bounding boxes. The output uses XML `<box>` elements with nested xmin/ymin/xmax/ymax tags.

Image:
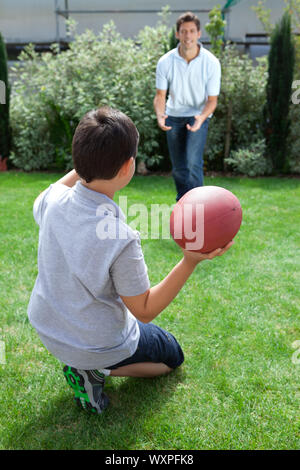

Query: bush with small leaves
<box><xmin>10</xmin><ymin>17</ymin><xmax>170</xmax><ymax>171</ymax></box>
<box><xmin>224</xmin><ymin>139</ymin><xmax>270</xmax><ymax>176</ymax></box>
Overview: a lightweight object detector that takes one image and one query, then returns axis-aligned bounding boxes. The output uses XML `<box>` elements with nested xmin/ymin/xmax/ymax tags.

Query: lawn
<box><xmin>0</xmin><ymin>171</ymin><xmax>299</xmax><ymax>450</ymax></box>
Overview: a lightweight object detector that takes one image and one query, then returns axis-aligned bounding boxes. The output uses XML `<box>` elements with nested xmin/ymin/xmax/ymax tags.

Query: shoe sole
<box><xmin>63</xmin><ymin>365</ymin><xmax>108</xmax><ymax>414</ymax></box>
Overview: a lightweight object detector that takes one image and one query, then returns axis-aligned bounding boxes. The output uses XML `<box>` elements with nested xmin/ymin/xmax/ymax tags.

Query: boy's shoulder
<box><xmin>95</xmin><ymin>198</ymin><xmax>141</xmax><ymax>249</ymax></box>
<box><xmin>34</xmin><ymin>180</ymin><xmax>141</xmax><ymax>250</ymax></box>
<box><xmin>33</xmin><ymin>183</ymin><xmax>70</xmax><ymax>226</ymax></box>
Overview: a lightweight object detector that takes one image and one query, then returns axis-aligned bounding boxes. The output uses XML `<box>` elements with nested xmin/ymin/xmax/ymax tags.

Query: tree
<box><xmin>263</xmin><ymin>12</ymin><xmax>295</xmax><ymax>172</ymax></box>
<box><xmin>168</xmin><ymin>26</ymin><xmax>179</xmax><ymax>52</ymax></box>
<box><xmin>205</xmin><ymin>5</ymin><xmax>226</xmax><ymax>58</ymax></box>
<box><xmin>0</xmin><ymin>32</ymin><xmax>11</xmax><ymax>166</ymax></box>
<box><xmin>252</xmin><ymin>0</ymin><xmax>300</xmax><ymax>78</ymax></box>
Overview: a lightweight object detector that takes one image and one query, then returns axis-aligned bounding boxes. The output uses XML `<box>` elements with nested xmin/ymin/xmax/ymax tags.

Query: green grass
<box><xmin>0</xmin><ymin>171</ymin><xmax>299</xmax><ymax>450</ymax></box>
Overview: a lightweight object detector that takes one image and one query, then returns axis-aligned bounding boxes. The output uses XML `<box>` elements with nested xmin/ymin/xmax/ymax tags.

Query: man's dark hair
<box><xmin>176</xmin><ymin>11</ymin><xmax>201</xmax><ymax>32</ymax></box>
<box><xmin>72</xmin><ymin>106</ymin><xmax>139</xmax><ymax>182</ymax></box>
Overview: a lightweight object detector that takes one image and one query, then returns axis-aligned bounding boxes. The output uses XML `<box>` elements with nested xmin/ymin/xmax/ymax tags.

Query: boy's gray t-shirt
<box><xmin>27</xmin><ymin>181</ymin><xmax>150</xmax><ymax>369</ymax></box>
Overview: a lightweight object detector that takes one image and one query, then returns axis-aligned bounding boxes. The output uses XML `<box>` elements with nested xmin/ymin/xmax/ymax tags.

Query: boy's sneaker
<box><xmin>63</xmin><ymin>365</ymin><xmax>109</xmax><ymax>414</ymax></box>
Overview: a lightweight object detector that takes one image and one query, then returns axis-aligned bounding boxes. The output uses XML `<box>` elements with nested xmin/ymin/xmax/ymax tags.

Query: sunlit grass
<box><xmin>0</xmin><ymin>171</ymin><xmax>299</xmax><ymax>450</ymax></box>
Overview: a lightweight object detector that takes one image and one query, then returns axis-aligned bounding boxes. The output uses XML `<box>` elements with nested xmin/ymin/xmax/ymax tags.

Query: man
<box><xmin>154</xmin><ymin>11</ymin><xmax>221</xmax><ymax>201</ymax></box>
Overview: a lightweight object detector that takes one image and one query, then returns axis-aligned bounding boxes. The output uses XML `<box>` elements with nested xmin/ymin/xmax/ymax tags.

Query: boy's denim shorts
<box><xmin>107</xmin><ymin>321</ymin><xmax>184</xmax><ymax>370</ymax></box>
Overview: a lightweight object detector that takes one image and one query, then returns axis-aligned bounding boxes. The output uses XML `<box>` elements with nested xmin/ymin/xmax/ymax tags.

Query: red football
<box><xmin>170</xmin><ymin>186</ymin><xmax>242</xmax><ymax>253</ymax></box>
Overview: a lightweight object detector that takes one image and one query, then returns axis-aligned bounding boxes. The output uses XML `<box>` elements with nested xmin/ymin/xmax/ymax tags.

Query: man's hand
<box><xmin>157</xmin><ymin>114</ymin><xmax>172</xmax><ymax>131</ymax></box>
<box><xmin>187</xmin><ymin>97</ymin><xmax>218</xmax><ymax>132</ymax></box>
<box><xmin>153</xmin><ymin>90</ymin><xmax>172</xmax><ymax>131</ymax></box>
<box><xmin>186</xmin><ymin>115</ymin><xmax>203</xmax><ymax>132</ymax></box>
<box><xmin>182</xmin><ymin>241</ymin><xmax>234</xmax><ymax>267</ymax></box>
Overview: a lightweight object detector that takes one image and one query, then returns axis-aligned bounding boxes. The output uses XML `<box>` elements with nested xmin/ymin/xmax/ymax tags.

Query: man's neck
<box><xmin>178</xmin><ymin>43</ymin><xmax>200</xmax><ymax>63</ymax></box>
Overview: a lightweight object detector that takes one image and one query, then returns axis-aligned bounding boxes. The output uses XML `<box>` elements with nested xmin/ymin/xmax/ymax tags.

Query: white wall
<box><xmin>0</xmin><ymin>0</ymin><xmax>56</xmax><ymax>43</ymax></box>
<box><xmin>0</xmin><ymin>0</ymin><xmax>287</xmax><ymax>44</ymax></box>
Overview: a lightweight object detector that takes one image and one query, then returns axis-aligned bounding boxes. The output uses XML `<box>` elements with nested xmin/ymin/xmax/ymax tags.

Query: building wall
<box><xmin>0</xmin><ymin>0</ymin><xmax>286</xmax><ymax>44</ymax></box>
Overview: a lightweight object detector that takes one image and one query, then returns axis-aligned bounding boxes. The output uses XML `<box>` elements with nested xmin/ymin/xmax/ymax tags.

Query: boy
<box><xmin>28</xmin><ymin>106</ymin><xmax>232</xmax><ymax>414</ymax></box>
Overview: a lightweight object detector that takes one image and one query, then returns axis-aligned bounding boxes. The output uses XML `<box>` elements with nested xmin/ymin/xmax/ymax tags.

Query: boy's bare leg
<box><xmin>109</xmin><ymin>362</ymin><xmax>173</xmax><ymax>378</ymax></box>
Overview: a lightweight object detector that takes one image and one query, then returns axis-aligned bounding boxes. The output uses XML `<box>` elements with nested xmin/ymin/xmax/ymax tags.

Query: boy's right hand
<box><xmin>181</xmin><ymin>241</ymin><xmax>234</xmax><ymax>267</ymax></box>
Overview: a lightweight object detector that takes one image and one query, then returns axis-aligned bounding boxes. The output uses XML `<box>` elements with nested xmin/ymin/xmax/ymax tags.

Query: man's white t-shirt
<box><xmin>156</xmin><ymin>44</ymin><xmax>221</xmax><ymax>117</ymax></box>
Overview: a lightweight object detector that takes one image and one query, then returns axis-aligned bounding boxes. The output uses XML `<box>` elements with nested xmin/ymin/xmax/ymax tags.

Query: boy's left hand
<box><xmin>181</xmin><ymin>240</ymin><xmax>234</xmax><ymax>266</ymax></box>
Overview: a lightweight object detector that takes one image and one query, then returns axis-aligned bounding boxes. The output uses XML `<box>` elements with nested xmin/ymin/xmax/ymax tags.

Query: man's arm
<box><xmin>120</xmin><ymin>241</ymin><xmax>233</xmax><ymax>323</ymax></box>
<box><xmin>153</xmin><ymin>89</ymin><xmax>172</xmax><ymax>131</ymax></box>
<box><xmin>186</xmin><ymin>96</ymin><xmax>218</xmax><ymax>132</ymax></box>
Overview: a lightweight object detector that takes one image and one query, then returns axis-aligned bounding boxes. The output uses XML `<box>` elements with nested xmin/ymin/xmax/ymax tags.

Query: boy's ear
<box><xmin>119</xmin><ymin>157</ymin><xmax>134</xmax><ymax>176</ymax></box>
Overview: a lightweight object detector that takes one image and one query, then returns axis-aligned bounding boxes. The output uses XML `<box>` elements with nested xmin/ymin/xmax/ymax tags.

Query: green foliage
<box><xmin>205</xmin><ymin>5</ymin><xmax>226</xmax><ymax>57</ymax></box>
<box><xmin>287</xmin><ymin>104</ymin><xmax>300</xmax><ymax>173</ymax></box>
<box><xmin>9</xmin><ymin>9</ymin><xmax>299</xmax><ymax>175</ymax></box>
<box><xmin>10</xmin><ymin>19</ymin><xmax>170</xmax><ymax>171</ymax></box>
<box><xmin>224</xmin><ymin>139</ymin><xmax>270</xmax><ymax>176</ymax></box>
<box><xmin>252</xmin><ymin>1</ymin><xmax>274</xmax><ymax>34</ymax></box>
<box><xmin>253</xmin><ymin>0</ymin><xmax>300</xmax><ymax>33</ymax></box>
<box><xmin>168</xmin><ymin>26</ymin><xmax>179</xmax><ymax>52</ymax></box>
<box><xmin>205</xmin><ymin>46</ymin><xmax>268</xmax><ymax>172</ymax></box>
<box><xmin>252</xmin><ymin>1</ymin><xmax>300</xmax><ymax>174</ymax></box>
<box><xmin>252</xmin><ymin>0</ymin><xmax>300</xmax><ymax>78</ymax></box>
<box><xmin>0</xmin><ymin>32</ymin><xmax>11</xmax><ymax>159</ymax></box>
<box><xmin>263</xmin><ymin>13</ymin><xmax>295</xmax><ymax>173</ymax></box>
<box><xmin>10</xmin><ymin>32</ymin><xmax>269</xmax><ymax>174</ymax></box>
<box><xmin>43</xmin><ymin>100</ymin><xmax>75</xmax><ymax>171</ymax></box>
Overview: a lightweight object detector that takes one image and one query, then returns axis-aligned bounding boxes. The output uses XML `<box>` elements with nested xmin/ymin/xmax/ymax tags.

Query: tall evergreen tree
<box><xmin>168</xmin><ymin>26</ymin><xmax>179</xmax><ymax>52</ymax></box>
<box><xmin>263</xmin><ymin>12</ymin><xmax>295</xmax><ymax>173</ymax></box>
<box><xmin>0</xmin><ymin>32</ymin><xmax>11</xmax><ymax>162</ymax></box>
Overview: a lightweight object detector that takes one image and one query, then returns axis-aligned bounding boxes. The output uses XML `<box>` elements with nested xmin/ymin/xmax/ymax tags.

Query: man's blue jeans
<box><xmin>165</xmin><ymin>116</ymin><xmax>210</xmax><ymax>201</ymax></box>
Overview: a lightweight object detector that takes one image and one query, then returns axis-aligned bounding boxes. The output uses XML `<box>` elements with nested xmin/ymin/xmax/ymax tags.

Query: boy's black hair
<box><xmin>72</xmin><ymin>106</ymin><xmax>139</xmax><ymax>183</ymax></box>
<box><xmin>176</xmin><ymin>11</ymin><xmax>201</xmax><ymax>32</ymax></box>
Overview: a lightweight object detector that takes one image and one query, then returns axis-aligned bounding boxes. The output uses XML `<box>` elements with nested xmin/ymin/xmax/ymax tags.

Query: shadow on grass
<box><xmin>6</xmin><ymin>367</ymin><xmax>186</xmax><ymax>450</ymax></box>
<box><xmin>211</xmin><ymin>175</ymin><xmax>300</xmax><ymax>192</ymax></box>
<box><xmin>130</xmin><ymin>174</ymin><xmax>300</xmax><ymax>200</ymax></box>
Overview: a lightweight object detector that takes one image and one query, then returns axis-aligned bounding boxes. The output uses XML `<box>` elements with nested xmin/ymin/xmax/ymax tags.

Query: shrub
<box><xmin>10</xmin><ymin>10</ymin><xmax>289</xmax><ymax>176</ymax></box>
<box><xmin>205</xmin><ymin>46</ymin><xmax>268</xmax><ymax>171</ymax></box>
<box><xmin>263</xmin><ymin>12</ymin><xmax>295</xmax><ymax>173</ymax></box>
<box><xmin>287</xmin><ymin>104</ymin><xmax>300</xmax><ymax>173</ymax></box>
<box><xmin>252</xmin><ymin>0</ymin><xmax>300</xmax><ymax>173</ymax></box>
<box><xmin>10</xmin><ymin>18</ymin><xmax>170</xmax><ymax>171</ymax></box>
<box><xmin>224</xmin><ymin>139</ymin><xmax>270</xmax><ymax>176</ymax></box>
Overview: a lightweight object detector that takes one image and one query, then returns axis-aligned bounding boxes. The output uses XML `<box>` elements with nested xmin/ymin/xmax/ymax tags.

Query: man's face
<box><xmin>176</xmin><ymin>21</ymin><xmax>201</xmax><ymax>50</ymax></box>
